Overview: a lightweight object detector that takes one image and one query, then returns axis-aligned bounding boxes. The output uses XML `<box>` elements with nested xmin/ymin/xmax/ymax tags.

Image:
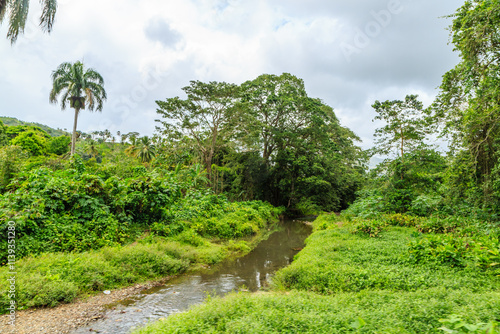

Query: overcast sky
<box><xmin>0</xmin><ymin>0</ymin><xmax>460</xmax><ymax>149</ymax></box>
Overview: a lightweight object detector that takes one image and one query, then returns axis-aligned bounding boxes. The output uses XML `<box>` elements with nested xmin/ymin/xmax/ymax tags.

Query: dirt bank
<box><xmin>0</xmin><ymin>278</ymin><xmax>171</xmax><ymax>334</ymax></box>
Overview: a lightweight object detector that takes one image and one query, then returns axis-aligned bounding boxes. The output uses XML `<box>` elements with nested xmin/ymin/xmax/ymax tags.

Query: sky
<box><xmin>0</xmin><ymin>0</ymin><xmax>461</xmax><ymax>150</ymax></box>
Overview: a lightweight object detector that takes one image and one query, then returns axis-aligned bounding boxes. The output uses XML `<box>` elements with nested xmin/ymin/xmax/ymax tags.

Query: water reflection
<box><xmin>71</xmin><ymin>219</ymin><xmax>312</xmax><ymax>334</ymax></box>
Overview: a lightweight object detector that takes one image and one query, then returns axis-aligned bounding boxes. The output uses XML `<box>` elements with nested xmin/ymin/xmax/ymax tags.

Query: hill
<box><xmin>0</xmin><ymin>116</ymin><xmax>69</xmax><ymax>137</ymax></box>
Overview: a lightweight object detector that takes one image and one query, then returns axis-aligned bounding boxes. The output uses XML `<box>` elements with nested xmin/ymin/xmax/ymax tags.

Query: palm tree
<box><xmin>49</xmin><ymin>61</ymin><xmax>107</xmax><ymax>156</ymax></box>
<box><xmin>85</xmin><ymin>139</ymin><xmax>99</xmax><ymax>159</ymax></box>
<box><xmin>1</xmin><ymin>0</ymin><xmax>57</xmax><ymax>44</ymax></box>
<box><xmin>126</xmin><ymin>136</ymin><xmax>157</xmax><ymax>164</ymax></box>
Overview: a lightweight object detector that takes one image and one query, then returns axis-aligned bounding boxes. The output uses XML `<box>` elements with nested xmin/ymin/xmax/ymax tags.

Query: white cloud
<box><xmin>0</xmin><ymin>0</ymin><xmax>460</xmax><ymax>148</ymax></box>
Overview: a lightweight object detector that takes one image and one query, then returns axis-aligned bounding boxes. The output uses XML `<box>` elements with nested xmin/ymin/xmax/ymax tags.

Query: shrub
<box><xmin>410</xmin><ymin>193</ymin><xmax>443</xmax><ymax>216</ymax></box>
<box><xmin>352</xmin><ymin>219</ymin><xmax>387</xmax><ymax>237</ymax></box>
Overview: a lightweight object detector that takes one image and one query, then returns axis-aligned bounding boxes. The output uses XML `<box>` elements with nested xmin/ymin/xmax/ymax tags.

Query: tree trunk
<box><xmin>71</xmin><ymin>107</ymin><xmax>80</xmax><ymax>155</ymax></box>
<box><xmin>400</xmin><ymin>125</ymin><xmax>404</xmax><ymax>180</ymax></box>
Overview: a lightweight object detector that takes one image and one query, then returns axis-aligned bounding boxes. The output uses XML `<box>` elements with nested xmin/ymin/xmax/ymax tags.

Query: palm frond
<box><xmin>7</xmin><ymin>0</ymin><xmax>29</xmax><ymax>44</ymax></box>
<box><xmin>39</xmin><ymin>0</ymin><xmax>56</xmax><ymax>32</ymax></box>
<box><xmin>84</xmin><ymin>69</ymin><xmax>105</xmax><ymax>85</ymax></box>
<box><xmin>60</xmin><ymin>89</ymin><xmax>70</xmax><ymax>110</ymax></box>
<box><xmin>0</xmin><ymin>0</ymin><xmax>8</xmax><ymax>23</ymax></box>
<box><xmin>50</xmin><ymin>61</ymin><xmax>107</xmax><ymax>114</ymax></box>
<box><xmin>85</xmin><ymin>88</ymin><xmax>95</xmax><ymax>110</ymax></box>
<box><xmin>51</xmin><ymin>62</ymin><xmax>71</xmax><ymax>79</ymax></box>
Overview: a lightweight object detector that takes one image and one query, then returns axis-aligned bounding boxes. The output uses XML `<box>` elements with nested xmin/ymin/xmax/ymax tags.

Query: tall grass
<box><xmin>134</xmin><ymin>214</ymin><xmax>500</xmax><ymax>333</ymax></box>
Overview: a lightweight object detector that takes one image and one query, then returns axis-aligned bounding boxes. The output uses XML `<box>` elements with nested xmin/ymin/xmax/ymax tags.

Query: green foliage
<box><xmin>372</xmin><ymin>94</ymin><xmax>429</xmax><ymax>158</ymax></box>
<box><xmin>273</xmin><ymin>215</ymin><xmax>500</xmax><ymax>295</ymax></box>
<box><xmin>430</xmin><ymin>0</ymin><xmax>500</xmax><ymax>214</ymax></box>
<box><xmin>47</xmin><ymin>135</ymin><xmax>71</xmax><ymax>155</ymax></box>
<box><xmin>0</xmin><ymin>145</ymin><xmax>27</xmax><ymax>191</ymax></box>
<box><xmin>295</xmin><ymin>197</ymin><xmax>322</xmax><ymax>216</ymax></box>
<box><xmin>408</xmin><ymin>234</ymin><xmax>500</xmax><ymax>274</ymax></box>
<box><xmin>410</xmin><ymin>193</ymin><xmax>443</xmax><ymax>216</ymax></box>
<box><xmin>133</xmin><ymin>290</ymin><xmax>500</xmax><ymax>334</ymax></box>
<box><xmin>0</xmin><ymin>117</ymin><xmax>68</xmax><ymax>137</ymax></box>
<box><xmin>408</xmin><ymin>234</ymin><xmax>470</xmax><ymax>268</ymax></box>
<box><xmin>5</xmin><ymin>124</ymin><xmax>50</xmax><ymax>140</ymax></box>
<box><xmin>347</xmin><ymin>149</ymin><xmax>447</xmax><ymax>215</ymax></box>
<box><xmin>0</xmin><ymin>165</ymin><xmax>281</xmax><ymax>264</ymax></box>
<box><xmin>0</xmin><ymin>0</ymin><xmax>57</xmax><ymax>43</ymax></box>
<box><xmin>311</xmin><ymin>212</ymin><xmax>340</xmax><ymax>231</ymax></box>
<box><xmin>352</xmin><ymin>219</ymin><xmax>387</xmax><ymax>238</ymax></box>
<box><xmin>383</xmin><ymin>213</ymin><xmax>422</xmax><ymax>227</ymax></box>
<box><xmin>10</xmin><ymin>130</ymin><xmax>48</xmax><ymax>156</ymax></box>
<box><xmin>126</xmin><ymin>136</ymin><xmax>157</xmax><ymax>163</ymax></box>
<box><xmin>134</xmin><ymin>215</ymin><xmax>500</xmax><ymax>334</ymax></box>
<box><xmin>438</xmin><ymin>315</ymin><xmax>499</xmax><ymax>333</ymax></box>
<box><xmin>0</xmin><ymin>120</ymin><xmax>8</xmax><ymax>146</ymax></box>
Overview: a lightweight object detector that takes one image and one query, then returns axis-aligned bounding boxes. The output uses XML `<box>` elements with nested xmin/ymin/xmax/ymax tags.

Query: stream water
<box><xmin>71</xmin><ymin>218</ymin><xmax>312</xmax><ymax>334</ymax></box>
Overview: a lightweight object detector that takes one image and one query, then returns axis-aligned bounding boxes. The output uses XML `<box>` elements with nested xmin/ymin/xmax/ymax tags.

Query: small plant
<box><xmin>383</xmin><ymin>213</ymin><xmax>421</xmax><ymax>227</ymax></box>
<box><xmin>352</xmin><ymin>219</ymin><xmax>387</xmax><ymax>237</ymax></box>
<box><xmin>407</xmin><ymin>234</ymin><xmax>469</xmax><ymax>267</ymax></box>
<box><xmin>438</xmin><ymin>314</ymin><xmax>498</xmax><ymax>333</ymax></box>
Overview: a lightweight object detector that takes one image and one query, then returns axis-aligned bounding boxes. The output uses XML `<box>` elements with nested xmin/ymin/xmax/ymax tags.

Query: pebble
<box><xmin>0</xmin><ymin>279</ymin><xmax>170</xmax><ymax>334</ymax></box>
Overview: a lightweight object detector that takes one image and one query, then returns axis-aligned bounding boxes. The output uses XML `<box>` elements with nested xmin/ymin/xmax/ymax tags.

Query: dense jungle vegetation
<box><xmin>0</xmin><ymin>72</ymin><xmax>366</xmax><ymax>311</ymax></box>
<box><xmin>133</xmin><ymin>1</ymin><xmax>500</xmax><ymax>333</ymax></box>
<box><xmin>1</xmin><ymin>0</ymin><xmax>500</xmax><ymax>332</ymax></box>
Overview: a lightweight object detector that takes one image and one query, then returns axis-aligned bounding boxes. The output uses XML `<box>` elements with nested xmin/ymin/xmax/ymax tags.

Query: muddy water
<box><xmin>71</xmin><ymin>218</ymin><xmax>312</xmax><ymax>334</ymax></box>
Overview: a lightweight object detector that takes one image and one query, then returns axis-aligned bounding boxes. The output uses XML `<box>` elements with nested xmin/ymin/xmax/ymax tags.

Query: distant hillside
<box><xmin>0</xmin><ymin>116</ymin><xmax>69</xmax><ymax>137</ymax></box>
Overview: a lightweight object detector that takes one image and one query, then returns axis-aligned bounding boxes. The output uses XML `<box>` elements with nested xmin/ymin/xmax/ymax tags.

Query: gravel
<box><xmin>0</xmin><ymin>279</ymin><xmax>171</xmax><ymax>334</ymax></box>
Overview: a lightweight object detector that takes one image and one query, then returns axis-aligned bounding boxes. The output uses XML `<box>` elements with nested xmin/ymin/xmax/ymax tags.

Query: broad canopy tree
<box><xmin>49</xmin><ymin>61</ymin><xmax>107</xmax><ymax>156</ymax></box>
<box><xmin>239</xmin><ymin>73</ymin><xmax>309</xmax><ymax>164</ymax></box>
<box><xmin>155</xmin><ymin>74</ymin><xmax>366</xmax><ymax>211</ymax></box>
<box><xmin>372</xmin><ymin>94</ymin><xmax>428</xmax><ymax>162</ymax></box>
<box><xmin>155</xmin><ymin>80</ymin><xmax>240</xmax><ymax>182</ymax></box>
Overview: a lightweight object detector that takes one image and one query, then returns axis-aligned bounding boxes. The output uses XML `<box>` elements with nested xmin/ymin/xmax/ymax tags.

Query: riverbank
<box><xmin>68</xmin><ymin>218</ymin><xmax>311</xmax><ymax>333</ymax></box>
<box><xmin>0</xmin><ymin>222</ymin><xmax>280</xmax><ymax>334</ymax></box>
<box><xmin>0</xmin><ymin>279</ymin><xmax>169</xmax><ymax>334</ymax></box>
<box><xmin>133</xmin><ymin>213</ymin><xmax>500</xmax><ymax>333</ymax></box>
<box><xmin>0</xmin><ymin>201</ymin><xmax>283</xmax><ymax>333</ymax></box>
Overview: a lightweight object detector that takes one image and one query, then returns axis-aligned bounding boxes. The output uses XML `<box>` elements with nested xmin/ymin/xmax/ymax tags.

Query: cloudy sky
<box><xmin>0</xmin><ymin>0</ymin><xmax>460</xmax><ymax>149</ymax></box>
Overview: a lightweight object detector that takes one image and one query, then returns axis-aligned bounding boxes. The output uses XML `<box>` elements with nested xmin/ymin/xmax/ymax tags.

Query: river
<box><xmin>71</xmin><ymin>218</ymin><xmax>312</xmax><ymax>334</ymax></box>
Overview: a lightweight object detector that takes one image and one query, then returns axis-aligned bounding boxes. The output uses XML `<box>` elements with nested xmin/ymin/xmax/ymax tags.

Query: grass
<box><xmin>133</xmin><ymin>290</ymin><xmax>500</xmax><ymax>333</ymax></box>
<box><xmin>272</xmin><ymin>227</ymin><xmax>498</xmax><ymax>294</ymax></box>
<box><xmin>133</xmin><ymin>214</ymin><xmax>500</xmax><ymax>333</ymax></box>
<box><xmin>0</xmin><ymin>223</ymin><xmax>278</xmax><ymax>312</ymax></box>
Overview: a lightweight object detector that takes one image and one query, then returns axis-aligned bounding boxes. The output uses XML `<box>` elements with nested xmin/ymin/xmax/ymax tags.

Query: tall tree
<box><xmin>430</xmin><ymin>0</ymin><xmax>500</xmax><ymax>209</ymax></box>
<box><xmin>0</xmin><ymin>0</ymin><xmax>57</xmax><ymax>44</ymax></box>
<box><xmin>156</xmin><ymin>80</ymin><xmax>240</xmax><ymax>181</ymax></box>
<box><xmin>240</xmin><ymin>73</ymin><xmax>308</xmax><ymax>164</ymax></box>
<box><xmin>269</xmin><ymin>97</ymin><xmax>365</xmax><ymax>210</ymax></box>
<box><xmin>433</xmin><ymin>0</ymin><xmax>500</xmax><ymax>178</ymax></box>
<box><xmin>372</xmin><ymin>94</ymin><xmax>427</xmax><ymax>162</ymax></box>
<box><xmin>49</xmin><ymin>61</ymin><xmax>107</xmax><ymax>156</ymax></box>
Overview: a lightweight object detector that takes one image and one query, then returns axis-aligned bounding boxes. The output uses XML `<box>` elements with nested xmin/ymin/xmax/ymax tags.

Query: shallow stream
<box><xmin>71</xmin><ymin>218</ymin><xmax>312</xmax><ymax>334</ymax></box>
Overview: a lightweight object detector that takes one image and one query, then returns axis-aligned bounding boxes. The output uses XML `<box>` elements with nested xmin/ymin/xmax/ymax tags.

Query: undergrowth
<box><xmin>134</xmin><ymin>213</ymin><xmax>500</xmax><ymax>333</ymax></box>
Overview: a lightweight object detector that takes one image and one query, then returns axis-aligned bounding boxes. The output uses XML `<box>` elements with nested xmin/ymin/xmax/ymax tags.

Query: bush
<box><xmin>410</xmin><ymin>193</ymin><xmax>443</xmax><ymax>216</ymax></box>
<box><xmin>0</xmin><ymin>166</ymin><xmax>281</xmax><ymax>263</ymax></box>
<box><xmin>352</xmin><ymin>219</ymin><xmax>387</xmax><ymax>237</ymax></box>
<box><xmin>408</xmin><ymin>234</ymin><xmax>500</xmax><ymax>274</ymax></box>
